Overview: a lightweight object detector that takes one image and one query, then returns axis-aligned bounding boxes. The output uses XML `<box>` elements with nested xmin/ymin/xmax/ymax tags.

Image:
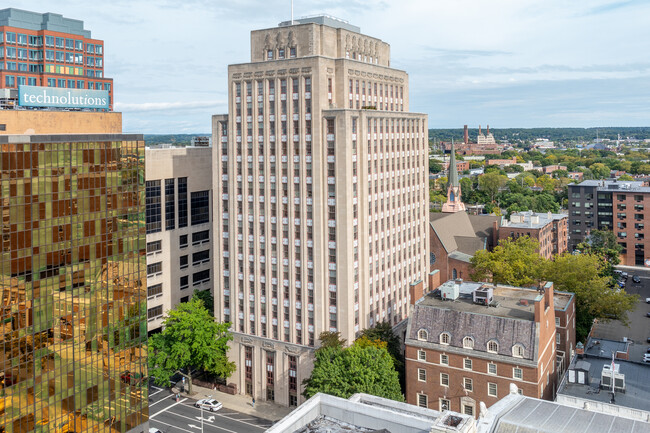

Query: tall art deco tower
<box><xmin>213</xmin><ymin>16</ymin><xmax>429</xmax><ymax>406</ymax></box>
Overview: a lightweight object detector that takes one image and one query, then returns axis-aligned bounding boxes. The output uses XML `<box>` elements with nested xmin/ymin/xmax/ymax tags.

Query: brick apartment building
<box><xmin>499</xmin><ymin>211</ymin><xmax>568</xmax><ymax>259</ymax></box>
<box><xmin>0</xmin><ymin>8</ymin><xmax>113</xmax><ymax>109</ymax></box>
<box><xmin>405</xmin><ymin>280</ymin><xmax>559</xmax><ymax>417</ymax></box>
<box><xmin>553</xmin><ymin>290</ymin><xmax>576</xmax><ymax>378</ymax></box>
<box><xmin>568</xmin><ymin>180</ymin><xmax>650</xmax><ymax>265</ymax></box>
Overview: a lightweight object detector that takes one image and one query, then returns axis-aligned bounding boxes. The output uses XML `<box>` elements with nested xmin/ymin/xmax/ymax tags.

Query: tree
<box><xmin>429</xmin><ymin>159</ymin><xmax>443</xmax><ymax>174</ymax></box>
<box><xmin>148</xmin><ymin>297</ymin><xmax>235</xmax><ymax>394</ymax></box>
<box><xmin>318</xmin><ymin>331</ymin><xmax>346</xmax><ymax>349</ymax></box>
<box><xmin>303</xmin><ymin>337</ymin><xmax>403</xmax><ymax>401</ymax></box>
<box><xmin>470</xmin><ymin>236</ymin><xmax>543</xmax><ymax>287</ymax></box>
<box><xmin>618</xmin><ymin>174</ymin><xmax>634</xmax><ymax>181</ymax></box>
<box><xmin>479</xmin><ymin>172</ymin><xmax>507</xmax><ymax>203</ymax></box>
<box><xmin>589</xmin><ymin>162</ymin><xmax>610</xmax><ymax>179</ymax></box>
<box><xmin>192</xmin><ymin>289</ymin><xmax>214</xmax><ymax>315</ymax></box>
<box><xmin>577</xmin><ymin>229</ymin><xmax>622</xmax><ymax>277</ymax></box>
<box><xmin>358</xmin><ymin>322</ymin><xmax>405</xmax><ymax>391</ymax></box>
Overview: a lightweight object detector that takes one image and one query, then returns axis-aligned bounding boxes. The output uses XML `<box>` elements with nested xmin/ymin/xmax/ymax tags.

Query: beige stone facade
<box><xmin>213</xmin><ymin>17</ymin><xmax>429</xmax><ymax>406</ymax></box>
<box><xmin>0</xmin><ymin>110</ymin><xmax>122</xmax><ymax>134</ymax></box>
<box><xmin>145</xmin><ymin>146</ymin><xmax>213</xmax><ymax>334</ymax></box>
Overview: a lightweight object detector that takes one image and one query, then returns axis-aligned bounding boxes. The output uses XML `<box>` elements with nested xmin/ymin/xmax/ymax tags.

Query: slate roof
<box><xmin>408</xmin><ymin>302</ymin><xmax>537</xmax><ymax>361</ymax></box>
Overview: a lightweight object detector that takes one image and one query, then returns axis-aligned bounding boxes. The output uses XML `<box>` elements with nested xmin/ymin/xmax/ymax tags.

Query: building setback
<box><xmin>213</xmin><ymin>16</ymin><xmax>429</xmax><ymax>406</ymax></box>
<box><xmin>144</xmin><ymin>146</ymin><xmax>213</xmax><ymax>334</ymax></box>
<box><xmin>568</xmin><ymin>179</ymin><xmax>650</xmax><ymax>265</ymax></box>
<box><xmin>0</xmin><ymin>8</ymin><xmax>114</xmax><ymax>109</ymax></box>
<box><xmin>405</xmin><ymin>281</ymin><xmax>559</xmax><ymax>417</ymax></box>
<box><xmin>0</xmin><ymin>113</ymin><xmax>148</xmax><ymax>432</ymax></box>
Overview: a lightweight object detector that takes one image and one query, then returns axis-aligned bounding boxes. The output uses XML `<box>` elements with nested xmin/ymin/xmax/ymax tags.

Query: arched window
<box><xmin>487</xmin><ymin>340</ymin><xmax>499</xmax><ymax>353</ymax></box>
<box><xmin>440</xmin><ymin>332</ymin><xmax>450</xmax><ymax>345</ymax></box>
<box><xmin>452</xmin><ymin>268</ymin><xmax>458</xmax><ymax>279</ymax></box>
<box><xmin>417</xmin><ymin>329</ymin><xmax>428</xmax><ymax>341</ymax></box>
<box><xmin>462</xmin><ymin>337</ymin><xmax>474</xmax><ymax>349</ymax></box>
<box><xmin>512</xmin><ymin>344</ymin><xmax>525</xmax><ymax>358</ymax></box>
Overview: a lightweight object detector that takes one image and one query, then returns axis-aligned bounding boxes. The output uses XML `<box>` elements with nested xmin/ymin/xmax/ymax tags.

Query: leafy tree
<box><xmin>318</xmin><ymin>331</ymin><xmax>346</xmax><ymax>349</ymax></box>
<box><xmin>192</xmin><ymin>289</ymin><xmax>214</xmax><ymax>315</ymax></box>
<box><xmin>470</xmin><ymin>236</ymin><xmax>543</xmax><ymax>286</ymax></box>
<box><xmin>589</xmin><ymin>162</ymin><xmax>610</xmax><ymax>179</ymax></box>
<box><xmin>429</xmin><ymin>159</ymin><xmax>443</xmax><ymax>174</ymax></box>
<box><xmin>358</xmin><ymin>322</ymin><xmax>405</xmax><ymax>390</ymax></box>
<box><xmin>148</xmin><ymin>297</ymin><xmax>235</xmax><ymax>394</ymax></box>
<box><xmin>479</xmin><ymin>172</ymin><xmax>508</xmax><ymax>203</ymax></box>
<box><xmin>576</xmin><ymin>230</ymin><xmax>622</xmax><ymax>277</ymax></box>
<box><xmin>618</xmin><ymin>174</ymin><xmax>634</xmax><ymax>181</ymax></box>
<box><xmin>303</xmin><ymin>337</ymin><xmax>403</xmax><ymax>401</ymax></box>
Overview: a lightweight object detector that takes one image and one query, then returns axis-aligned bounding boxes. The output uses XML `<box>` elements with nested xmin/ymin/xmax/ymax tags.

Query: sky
<box><xmin>13</xmin><ymin>0</ymin><xmax>650</xmax><ymax>133</ymax></box>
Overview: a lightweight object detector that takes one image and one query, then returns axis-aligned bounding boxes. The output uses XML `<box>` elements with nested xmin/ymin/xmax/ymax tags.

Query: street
<box><xmin>148</xmin><ymin>385</ymin><xmax>274</xmax><ymax>433</ymax></box>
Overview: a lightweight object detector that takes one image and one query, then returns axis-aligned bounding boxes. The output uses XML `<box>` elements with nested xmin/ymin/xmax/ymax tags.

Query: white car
<box><xmin>195</xmin><ymin>398</ymin><xmax>223</xmax><ymax>412</ymax></box>
<box><xmin>643</xmin><ymin>354</ymin><xmax>650</xmax><ymax>363</ymax></box>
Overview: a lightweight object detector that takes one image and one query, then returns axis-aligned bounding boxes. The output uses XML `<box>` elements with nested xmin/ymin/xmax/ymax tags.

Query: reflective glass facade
<box><xmin>0</xmin><ymin>136</ymin><xmax>147</xmax><ymax>432</ymax></box>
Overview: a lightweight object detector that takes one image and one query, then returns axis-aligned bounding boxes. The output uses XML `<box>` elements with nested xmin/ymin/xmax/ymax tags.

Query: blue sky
<box><xmin>13</xmin><ymin>0</ymin><xmax>650</xmax><ymax>132</ymax></box>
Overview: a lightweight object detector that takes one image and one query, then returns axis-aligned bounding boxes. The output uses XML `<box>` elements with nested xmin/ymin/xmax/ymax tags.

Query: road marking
<box><xmin>149</xmin><ymin>396</ymin><xmax>177</xmax><ymax>408</ymax></box>
<box><xmin>150</xmin><ymin>397</ymin><xmax>188</xmax><ymax>419</ymax></box>
<box><xmin>188</xmin><ymin>425</ymin><xmax>202</xmax><ymax>430</ymax></box>
<box><xmin>158</xmin><ymin>409</ymin><xmax>238</xmax><ymax>433</ymax></box>
<box><xmin>150</xmin><ymin>387</ymin><xmax>165</xmax><ymax>397</ymax></box>
<box><xmin>185</xmin><ymin>406</ymin><xmax>267</xmax><ymax>430</ymax></box>
<box><xmin>151</xmin><ymin>419</ymin><xmax>195</xmax><ymax>433</ymax></box>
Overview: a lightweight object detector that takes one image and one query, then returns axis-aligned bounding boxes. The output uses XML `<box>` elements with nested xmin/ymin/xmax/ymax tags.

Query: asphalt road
<box><xmin>148</xmin><ymin>385</ymin><xmax>274</xmax><ymax>433</ymax></box>
<box><xmin>591</xmin><ymin>267</ymin><xmax>650</xmax><ymax>362</ymax></box>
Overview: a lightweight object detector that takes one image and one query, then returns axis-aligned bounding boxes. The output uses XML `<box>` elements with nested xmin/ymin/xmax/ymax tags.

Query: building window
<box><xmin>191</xmin><ymin>191</ymin><xmax>210</xmax><ymax>225</ymax></box>
<box><xmin>440</xmin><ymin>399</ymin><xmax>450</xmax><ymax>411</ymax></box>
<box><xmin>178</xmin><ymin>177</ymin><xmax>188</xmax><ymax>227</ymax></box>
<box><xmin>193</xmin><ymin>269</ymin><xmax>210</xmax><ymax>286</ymax></box>
<box><xmin>193</xmin><ymin>250</ymin><xmax>210</xmax><ymax>266</ymax></box>
<box><xmin>463</xmin><ymin>403</ymin><xmax>474</xmax><ymax>417</ymax></box>
<box><xmin>417</xmin><ymin>329</ymin><xmax>428</xmax><ymax>341</ymax></box>
<box><xmin>180</xmin><ymin>276</ymin><xmax>189</xmax><ymax>290</ymax></box>
<box><xmin>146</xmin><ymin>240</ymin><xmax>162</xmax><ymax>254</ymax></box>
<box><xmin>463</xmin><ymin>378</ymin><xmax>473</xmax><ymax>392</ymax></box>
<box><xmin>145</xmin><ymin>180</ymin><xmax>162</xmax><ymax>233</ymax></box>
<box><xmin>440</xmin><ymin>332</ymin><xmax>450</xmax><ymax>345</ymax></box>
<box><xmin>245</xmin><ymin>346</ymin><xmax>253</xmax><ymax>396</ymax></box>
<box><xmin>513</xmin><ymin>367</ymin><xmax>523</xmax><ymax>380</ymax></box>
<box><xmin>487</xmin><ymin>340</ymin><xmax>499</xmax><ymax>353</ymax></box>
<box><xmin>512</xmin><ymin>344</ymin><xmax>525</xmax><ymax>358</ymax></box>
<box><xmin>440</xmin><ymin>373</ymin><xmax>449</xmax><ymax>386</ymax></box>
<box><xmin>418</xmin><ymin>368</ymin><xmax>426</xmax><ymax>382</ymax></box>
<box><xmin>180</xmin><ymin>234</ymin><xmax>188</xmax><ymax>248</ymax></box>
<box><xmin>147</xmin><ymin>284</ymin><xmax>163</xmax><ymax>298</ymax></box>
<box><xmin>488</xmin><ymin>382</ymin><xmax>498</xmax><ymax>397</ymax></box>
<box><xmin>452</xmin><ymin>268</ymin><xmax>457</xmax><ymax>279</ymax></box>
<box><xmin>440</xmin><ymin>354</ymin><xmax>449</xmax><ymax>365</ymax></box>
<box><xmin>147</xmin><ymin>305</ymin><xmax>163</xmax><ymax>320</ymax></box>
<box><xmin>147</xmin><ymin>262</ymin><xmax>162</xmax><ymax>277</ymax></box>
<box><xmin>192</xmin><ymin>230</ymin><xmax>210</xmax><ymax>245</ymax></box>
<box><xmin>417</xmin><ymin>394</ymin><xmax>428</xmax><ymax>408</ymax></box>
<box><xmin>488</xmin><ymin>363</ymin><xmax>497</xmax><ymax>375</ymax></box>
<box><xmin>165</xmin><ymin>179</ymin><xmax>175</xmax><ymax>230</ymax></box>
<box><xmin>555</xmin><ymin>317</ymin><xmax>560</xmax><ymax>327</ymax></box>
<box><xmin>180</xmin><ymin>255</ymin><xmax>188</xmax><ymax>269</ymax></box>
<box><xmin>417</xmin><ymin>350</ymin><xmax>426</xmax><ymax>361</ymax></box>
<box><xmin>288</xmin><ymin>355</ymin><xmax>298</xmax><ymax>406</ymax></box>
<box><xmin>464</xmin><ymin>359</ymin><xmax>472</xmax><ymax>370</ymax></box>
<box><xmin>556</xmin><ymin>332</ymin><xmax>561</xmax><ymax>345</ymax></box>
<box><xmin>463</xmin><ymin>337</ymin><xmax>474</xmax><ymax>349</ymax></box>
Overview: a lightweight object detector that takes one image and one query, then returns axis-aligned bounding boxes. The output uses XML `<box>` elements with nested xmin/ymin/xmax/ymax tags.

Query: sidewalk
<box><xmin>172</xmin><ymin>384</ymin><xmax>293</xmax><ymax>422</ymax></box>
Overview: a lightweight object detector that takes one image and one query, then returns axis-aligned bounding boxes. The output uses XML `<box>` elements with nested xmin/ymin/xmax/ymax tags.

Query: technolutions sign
<box><xmin>18</xmin><ymin>85</ymin><xmax>109</xmax><ymax>110</ymax></box>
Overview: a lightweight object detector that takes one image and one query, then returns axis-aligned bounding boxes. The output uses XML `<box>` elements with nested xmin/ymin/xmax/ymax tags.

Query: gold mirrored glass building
<box><xmin>0</xmin><ymin>129</ymin><xmax>148</xmax><ymax>432</ymax></box>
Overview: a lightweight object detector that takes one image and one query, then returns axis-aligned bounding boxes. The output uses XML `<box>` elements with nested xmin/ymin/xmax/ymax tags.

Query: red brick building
<box><xmin>553</xmin><ymin>291</ymin><xmax>576</xmax><ymax>378</ymax></box>
<box><xmin>498</xmin><ymin>211</ymin><xmax>568</xmax><ymax>259</ymax></box>
<box><xmin>0</xmin><ymin>8</ymin><xmax>113</xmax><ymax>109</ymax></box>
<box><xmin>405</xmin><ymin>281</ymin><xmax>559</xmax><ymax>417</ymax></box>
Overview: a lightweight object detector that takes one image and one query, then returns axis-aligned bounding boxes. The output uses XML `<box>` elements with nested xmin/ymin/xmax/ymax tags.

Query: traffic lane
<box><xmin>150</xmin><ymin>400</ymin><xmax>272</xmax><ymax>433</ymax></box>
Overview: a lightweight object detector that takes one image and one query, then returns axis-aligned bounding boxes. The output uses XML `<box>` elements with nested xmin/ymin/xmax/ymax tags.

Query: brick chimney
<box><xmin>463</xmin><ymin>125</ymin><xmax>469</xmax><ymax>144</ymax></box>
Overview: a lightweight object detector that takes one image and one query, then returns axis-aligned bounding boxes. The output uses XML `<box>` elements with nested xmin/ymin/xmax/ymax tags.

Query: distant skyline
<box><xmin>12</xmin><ymin>0</ymin><xmax>650</xmax><ymax>133</ymax></box>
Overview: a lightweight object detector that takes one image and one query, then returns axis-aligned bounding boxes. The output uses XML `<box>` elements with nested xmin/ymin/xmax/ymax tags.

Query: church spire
<box><xmin>442</xmin><ymin>139</ymin><xmax>466</xmax><ymax>213</ymax></box>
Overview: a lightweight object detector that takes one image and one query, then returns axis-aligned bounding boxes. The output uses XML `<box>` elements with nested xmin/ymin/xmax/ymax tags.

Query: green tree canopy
<box><xmin>303</xmin><ymin>336</ymin><xmax>403</xmax><ymax>401</ymax></box>
<box><xmin>576</xmin><ymin>229</ymin><xmax>622</xmax><ymax>276</ymax></box>
<box><xmin>479</xmin><ymin>172</ymin><xmax>508</xmax><ymax>202</ymax></box>
<box><xmin>589</xmin><ymin>162</ymin><xmax>610</xmax><ymax>179</ymax></box>
<box><xmin>148</xmin><ymin>297</ymin><xmax>235</xmax><ymax>394</ymax></box>
<box><xmin>192</xmin><ymin>289</ymin><xmax>214</xmax><ymax>315</ymax></box>
<box><xmin>470</xmin><ymin>236</ymin><xmax>543</xmax><ymax>287</ymax></box>
<box><xmin>429</xmin><ymin>159</ymin><xmax>443</xmax><ymax>174</ymax></box>
<box><xmin>358</xmin><ymin>322</ymin><xmax>405</xmax><ymax>390</ymax></box>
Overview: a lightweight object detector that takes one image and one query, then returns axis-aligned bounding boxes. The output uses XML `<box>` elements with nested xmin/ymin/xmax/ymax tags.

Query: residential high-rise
<box><xmin>0</xmin><ymin>8</ymin><xmax>113</xmax><ymax>110</ymax></box>
<box><xmin>145</xmin><ymin>145</ymin><xmax>214</xmax><ymax>334</ymax></box>
<box><xmin>213</xmin><ymin>16</ymin><xmax>429</xmax><ymax>406</ymax></box>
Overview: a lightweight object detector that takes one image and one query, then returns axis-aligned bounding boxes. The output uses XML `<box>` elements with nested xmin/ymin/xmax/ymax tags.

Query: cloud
<box><xmin>115</xmin><ymin>100</ymin><xmax>225</xmax><ymax>113</ymax></box>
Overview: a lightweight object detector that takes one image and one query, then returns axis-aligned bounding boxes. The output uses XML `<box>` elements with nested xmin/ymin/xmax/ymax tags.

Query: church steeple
<box><xmin>442</xmin><ymin>139</ymin><xmax>466</xmax><ymax>213</ymax></box>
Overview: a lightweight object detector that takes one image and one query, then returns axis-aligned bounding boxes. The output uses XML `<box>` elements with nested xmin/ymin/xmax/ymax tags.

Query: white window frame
<box><xmin>555</xmin><ymin>317</ymin><xmax>560</xmax><ymax>327</ymax></box>
<box><xmin>440</xmin><ymin>373</ymin><xmax>449</xmax><ymax>386</ymax></box>
<box><xmin>512</xmin><ymin>344</ymin><xmax>524</xmax><ymax>358</ymax></box>
<box><xmin>417</xmin><ymin>393</ymin><xmax>428</xmax><ymax>408</ymax></box>
<box><xmin>556</xmin><ymin>332</ymin><xmax>561</xmax><ymax>345</ymax></box>
<box><xmin>462</xmin><ymin>336</ymin><xmax>474</xmax><ymax>349</ymax></box>
<box><xmin>440</xmin><ymin>354</ymin><xmax>449</xmax><ymax>365</ymax></box>
<box><xmin>418</xmin><ymin>368</ymin><xmax>426</xmax><ymax>382</ymax></box>
<box><xmin>464</xmin><ymin>358</ymin><xmax>472</xmax><ymax>370</ymax></box>
<box><xmin>488</xmin><ymin>382</ymin><xmax>498</xmax><ymax>397</ymax></box>
<box><xmin>417</xmin><ymin>329</ymin><xmax>428</xmax><ymax>341</ymax></box>
<box><xmin>440</xmin><ymin>332</ymin><xmax>450</xmax><ymax>345</ymax></box>
<box><xmin>513</xmin><ymin>367</ymin><xmax>523</xmax><ymax>380</ymax></box>
<box><xmin>417</xmin><ymin>350</ymin><xmax>426</xmax><ymax>361</ymax></box>
<box><xmin>488</xmin><ymin>363</ymin><xmax>497</xmax><ymax>375</ymax></box>
<box><xmin>487</xmin><ymin>340</ymin><xmax>499</xmax><ymax>353</ymax></box>
<box><xmin>463</xmin><ymin>377</ymin><xmax>473</xmax><ymax>392</ymax></box>
<box><xmin>440</xmin><ymin>398</ymin><xmax>450</xmax><ymax>411</ymax></box>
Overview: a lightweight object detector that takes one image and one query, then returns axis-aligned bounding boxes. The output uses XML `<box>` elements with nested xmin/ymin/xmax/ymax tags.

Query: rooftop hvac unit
<box><xmin>441</xmin><ymin>281</ymin><xmax>460</xmax><ymax>301</ymax></box>
<box><xmin>600</xmin><ymin>364</ymin><xmax>625</xmax><ymax>393</ymax></box>
<box><xmin>473</xmin><ymin>287</ymin><xmax>493</xmax><ymax>306</ymax></box>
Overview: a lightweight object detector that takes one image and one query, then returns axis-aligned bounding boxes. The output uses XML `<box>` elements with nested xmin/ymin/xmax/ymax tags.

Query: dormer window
<box><xmin>462</xmin><ymin>337</ymin><xmax>474</xmax><ymax>349</ymax></box>
<box><xmin>417</xmin><ymin>329</ymin><xmax>428</xmax><ymax>341</ymax></box>
<box><xmin>512</xmin><ymin>344</ymin><xmax>525</xmax><ymax>358</ymax></box>
<box><xmin>487</xmin><ymin>340</ymin><xmax>499</xmax><ymax>353</ymax></box>
<box><xmin>440</xmin><ymin>332</ymin><xmax>450</xmax><ymax>345</ymax></box>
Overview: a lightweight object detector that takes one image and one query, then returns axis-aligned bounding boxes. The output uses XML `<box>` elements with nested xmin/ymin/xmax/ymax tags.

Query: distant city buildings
<box><xmin>145</xmin><ymin>145</ymin><xmax>213</xmax><ymax>335</ymax></box>
<box><xmin>213</xmin><ymin>16</ymin><xmax>429</xmax><ymax>406</ymax></box>
<box><xmin>443</xmin><ymin>125</ymin><xmax>504</xmax><ymax>156</ymax></box>
<box><xmin>0</xmin><ymin>8</ymin><xmax>113</xmax><ymax>110</ymax></box>
<box><xmin>568</xmin><ymin>180</ymin><xmax>650</xmax><ymax>265</ymax></box>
